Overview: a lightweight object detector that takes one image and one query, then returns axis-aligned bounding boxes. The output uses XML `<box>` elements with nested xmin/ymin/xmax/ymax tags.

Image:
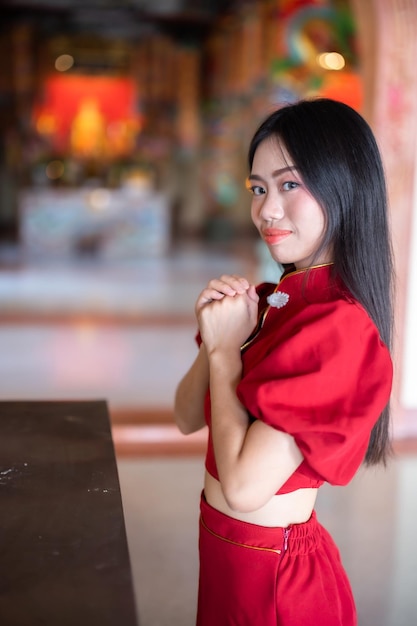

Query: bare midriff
<box><xmin>204</xmin><ymin>471</ymin><xmax>318</xmax><ymax>528</ymax></box>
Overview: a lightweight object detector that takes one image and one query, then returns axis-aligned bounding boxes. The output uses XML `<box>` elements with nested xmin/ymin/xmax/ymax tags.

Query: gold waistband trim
<box><xmin>200</xmin><ymin>515</ymin><xmax>282</xmax><ymax>555</ymax></box>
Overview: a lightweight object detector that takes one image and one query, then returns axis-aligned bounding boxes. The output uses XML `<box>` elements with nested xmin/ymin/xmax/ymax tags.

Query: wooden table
<box><xmin>0</xmin><ymin>400</ymin><xmax>138</xmax><ymax>626</ymax></box>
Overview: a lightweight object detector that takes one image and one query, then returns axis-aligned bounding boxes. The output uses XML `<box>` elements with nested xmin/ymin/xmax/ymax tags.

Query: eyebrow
<box><xmin>248</xmin><ymin>165</ymin><xmax>297</xmax><ymax>181</ymax></box>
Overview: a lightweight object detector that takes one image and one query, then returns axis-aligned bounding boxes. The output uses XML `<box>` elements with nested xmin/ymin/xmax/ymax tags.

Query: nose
<box><xmin>258</xmin><ymin>191</ymin><xmax>285</xmax><ymax>222</ymax></box>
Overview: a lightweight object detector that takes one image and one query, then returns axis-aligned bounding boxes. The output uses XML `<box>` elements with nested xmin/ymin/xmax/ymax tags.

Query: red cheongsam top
<box><xmin>201</xmin><ymin>264</ymin><xmax>393</xmax><ymax>495</ymax></box>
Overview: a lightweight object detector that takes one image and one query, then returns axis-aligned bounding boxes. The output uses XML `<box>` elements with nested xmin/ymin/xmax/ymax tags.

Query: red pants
<box><xmin>197</xmin><ymin>493</ymin><xmax>356</xmax><ymax>626</ymax></box>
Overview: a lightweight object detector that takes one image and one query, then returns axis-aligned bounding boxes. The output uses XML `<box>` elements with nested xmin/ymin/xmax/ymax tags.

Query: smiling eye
<box><xmin>282</xmin><ymin>181</ymin><xmax>299</xmax><ymax>191</ymax></box>
<box><xmin>248</xmin><ymin>185</ymin><xmax>266</xmax><ymax>196</ymax></box>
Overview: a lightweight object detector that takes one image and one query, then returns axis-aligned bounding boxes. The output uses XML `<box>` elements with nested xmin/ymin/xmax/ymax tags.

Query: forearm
<box><xmin>174</xmin><ymin>344</ymin><xmax>209</xmax><ymax>434</ymax></box>
<box><xmin>208</xmin><ymin>349</ymin><xmax>251</xmax><ymax>503</ymax></box>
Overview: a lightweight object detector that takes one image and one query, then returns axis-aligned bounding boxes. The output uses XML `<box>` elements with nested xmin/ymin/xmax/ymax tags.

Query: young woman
<box><xmin>174</xmin><ymin>98</ymin><xmax>394</xmax><ymax>626</ymax></box>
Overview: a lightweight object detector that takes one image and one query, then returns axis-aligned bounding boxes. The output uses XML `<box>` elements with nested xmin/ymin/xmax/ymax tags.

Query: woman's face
<box><xmin>249</xmin><ymin>137</ymin><xmax>332</xmax><ymax>269</ymax></box>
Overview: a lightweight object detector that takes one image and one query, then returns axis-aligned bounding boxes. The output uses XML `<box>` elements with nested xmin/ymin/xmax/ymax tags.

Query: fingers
<box><xmin>196</xmin><ymin>275</ymin><xmax>255</xmax><ymax>320</ymax></box>
<box><xmin>195</xmin><ymin>275</ymin><xmax>252</xmax><ymax>317</ymax></box>
<box><xmin>247</xmin><ymin>284</ymin><xmax>260</xmax><ymax>303</ymax></box>
<box><xmin>208</xmin><ymin>274</ymin><xmax>250</xmax><ymax>297</ymax></box>
<box><xmin>198</xmin><ymin>275</ymin><xmax>249</xmax><ymax>305</ymax></box>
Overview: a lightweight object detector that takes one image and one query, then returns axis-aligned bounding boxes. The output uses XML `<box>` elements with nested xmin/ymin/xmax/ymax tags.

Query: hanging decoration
<box><xmin>271</xmin><ymin>0</ymin><xmax>362</xmax><ymax>110</ymax></box>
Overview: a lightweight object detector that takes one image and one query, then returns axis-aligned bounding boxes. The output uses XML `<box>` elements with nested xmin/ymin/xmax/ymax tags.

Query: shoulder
<box><xmin>292</xmin><ymin>295</ymin><xmax>386</xmax><ymax>348</ymax></box>
<box><xmin>238</xmin><ymin>290</ymin><xmax>393</xmax><ymax>429</ymax></box>
<box><xmin>252</xmin><ymin>268</ymin><xmax>392</xmax><ymax>379</ymax></box>
<box><xmin>259</xmin><ymin>281</ymin><xmax>389</xmax><ymax>364</ymax></box>
<box><xmin>280</xmin><ymin>296</ymin><xmax>392</xmax><ymax>388</ymax></box>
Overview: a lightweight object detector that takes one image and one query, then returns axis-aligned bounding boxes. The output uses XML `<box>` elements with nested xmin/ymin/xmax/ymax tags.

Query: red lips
<box><xmin>262</xmin><ymin>228</ymin><xmax>292</xmax><ymax>245</ymax></box>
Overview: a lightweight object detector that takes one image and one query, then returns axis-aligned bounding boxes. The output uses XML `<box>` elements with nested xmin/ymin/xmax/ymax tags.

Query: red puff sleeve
<box><xmin>236</xmin><ymin>299</ymin><xmax>393</xmax><ymax>487</ymax></box>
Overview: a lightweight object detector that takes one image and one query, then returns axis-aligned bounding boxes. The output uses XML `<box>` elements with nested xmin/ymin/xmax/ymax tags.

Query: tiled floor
<box><xmin>1</xmin><ymin>239</ymin><xmax>417</xmax><ymax>625</ymax></box>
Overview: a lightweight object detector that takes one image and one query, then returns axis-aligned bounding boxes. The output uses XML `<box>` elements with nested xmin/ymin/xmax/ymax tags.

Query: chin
<box><xmin>269</xmin><ymin>253</ymin><xmax>295</xmax><ymax>266</ymax></box>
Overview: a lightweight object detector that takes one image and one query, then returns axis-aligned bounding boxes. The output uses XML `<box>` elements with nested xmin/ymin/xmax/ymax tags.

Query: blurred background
<box><xmin>1</xmin><ymin>0</ymin><xmax>417</xmax><ymax>624</ymax></box>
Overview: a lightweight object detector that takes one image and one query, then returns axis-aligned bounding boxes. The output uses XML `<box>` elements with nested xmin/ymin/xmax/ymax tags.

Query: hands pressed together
<box><xmin>195</xmin><ymin>274</ymin><xmax>259</xmax><ymax>354</ymax></box>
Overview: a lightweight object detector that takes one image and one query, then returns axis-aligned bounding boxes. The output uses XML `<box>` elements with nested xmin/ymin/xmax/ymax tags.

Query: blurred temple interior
<box><xmin>1</xmin><ymin>0</ymin><xmax>417</xmax><ymax>624</ymax></box>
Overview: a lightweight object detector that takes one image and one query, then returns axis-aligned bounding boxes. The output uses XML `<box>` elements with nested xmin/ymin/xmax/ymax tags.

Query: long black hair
<box><xmin>248</xmin><ymin>98</ymin><xmax>394</xmax><ymax>465</ymax></box>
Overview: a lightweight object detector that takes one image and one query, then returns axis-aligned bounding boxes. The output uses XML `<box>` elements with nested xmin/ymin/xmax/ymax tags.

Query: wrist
<box><xmin>208</xmin><ymin>347</ymin><xmax>242</xmax><ymax>381</ymax></box>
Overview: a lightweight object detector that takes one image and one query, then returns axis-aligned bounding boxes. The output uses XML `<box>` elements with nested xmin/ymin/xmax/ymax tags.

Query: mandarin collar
<box><xmin>268</xmin><ymin>263</ymin><xmax>336</xmax><ymax>308</ymax></box>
